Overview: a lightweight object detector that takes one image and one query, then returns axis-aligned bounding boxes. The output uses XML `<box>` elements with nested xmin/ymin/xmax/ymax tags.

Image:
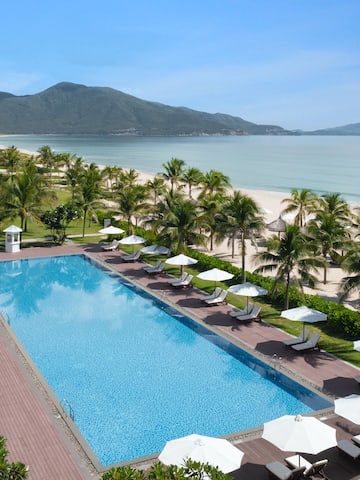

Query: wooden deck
<box><xmin>1</xmin><ymin>243</ymin><xmax>360</xmax><ymax>480</ymax></box>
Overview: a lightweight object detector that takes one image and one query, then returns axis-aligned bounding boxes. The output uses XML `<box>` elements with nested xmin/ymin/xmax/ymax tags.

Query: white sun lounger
<box><xmin>229</xmin><ymin>302</ymin><xmax>255</xmax><ymax>318</ymax></box>
<box><xmin>120</xmin><ymin>250</ymin><xmax>141</xmax><ymax>262</ymax></box>
<box><xmin>171</xmin><ymin>274</ymin><xmax>193</xmax><ymax>288</ymax></box>
<box><xmin>291</xmin><ymin>332</ymin><xmax>321</xmax><ymax>352</ymax></box>
<box><xmin>282</xmin><ymin>327</ymin><xmax>310</xmax><ymax>346</ymax></box>
<box><xmin>101</xmin><ymin>239</ymin><xmax>119</xmax><ymax>251</ymax></box>
<box><xmin>235</xmin><ymin>304</ymin><xmax>261</xmax><ymax>322</ymax></box>
<box><xmin>204</xmin><ymin>289</ymin><xmax>228</xmax><ymax>306</ymax></box>
<box><xmin>200</xmin><ymin>287</ymin><xmax>222</xmax><ymax>302</ymax></box>
<box><xmin>168</xmin><ymin>272</ymin><xmax>187</xmax><ymax>285</ymax></box>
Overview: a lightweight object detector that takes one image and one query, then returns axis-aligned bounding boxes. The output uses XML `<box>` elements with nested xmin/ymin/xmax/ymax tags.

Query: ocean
<box><xmin>1</xmin><ymin>134</ymin><xmax>359</xmax><ymax>203</ymax></box>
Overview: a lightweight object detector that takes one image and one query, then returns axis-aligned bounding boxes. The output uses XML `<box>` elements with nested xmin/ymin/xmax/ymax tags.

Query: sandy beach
<box><xmin>134</xmin><ymin>169</ymin><xmax>359</xmax><ymax>310</ymax></box>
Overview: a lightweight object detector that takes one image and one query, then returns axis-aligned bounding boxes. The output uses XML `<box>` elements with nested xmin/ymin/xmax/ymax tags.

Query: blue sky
<box><xmin>1</xmin><ymin>0</ymin><xmax>359</xmax><ymax>130</ymax></box>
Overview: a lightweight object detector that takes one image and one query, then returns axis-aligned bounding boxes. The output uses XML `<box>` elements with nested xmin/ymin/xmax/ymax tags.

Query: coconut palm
<box><xmin>65</xmin><ymin>156</ymin><xmax>85</xmax><ymax>201</ymax></box>
<box><xmin>4</xmin><ymin>159</ymin><xmax>56</xmax><ymax>231</ymax></box>
<box><xmin>0</xmin><ymin>145</ymin><xmax>22</xmax><ymax>181</ymax></box>
<box><xmin>200</xmin><ymin>169</ymin><xmax>231</xmax><ymax>197</ymax></box>
<box><xmin>160</xmin><ymin>157</ymin><xmax>186</xmax><ymax>193</ymax></box>
<box><xmin>218</xmin><ymin>191</ymin><xmax>264</xmax><ymax>282</ymax></box>
<box><xmin>156</xmin><ymin>194</ymin><xmax>206</xmax><ymax>252</ymax></box>
<box><xmin>181</xmin><ymin>167</ymin><xmax>204</xmax><ymax>199</ymax></box>
<box><xmin>77</xmin><ymin>163</ymin><xmax>102</xmax><ymax>237</ymax></box>
<box><xmin>198</xmin><ymin>193</ymin><xmax>224</xmax><ymax>251</ymax></box>
<box><xmin>37</xmin><ymin>145</ymin><xmax>57</xmax><ymax>180</ymax></box>
<box><xmin>307</xmin><ymin>211</ymin><xmax>349</xmax><ymax>283</ymax></box>
<box><xmin>318</xmin><ymin>192</ymin><xmax>351</xmax><ymax>222</ymax></box>
<box><xmin>146</xmin><ymin>176</ymin><xmax>167</xmax><ymax>207</ymax></box>
<box><xmin>339</xmin><ymin>245</ymin><xmax>360</xmax><ymax>302</ymax></box>
<box><xmin>281</xmin><ymin>188</ymin><xmax>318</xmax><ymax>227</ymax></box>
<box><xmin>117</xmin><ymin>184</ymin><xmax>149</xmax><ymax>234</ymax></box>
<box><xmin>254</xmin><ymin>224</ymin><xmax>327</xmax><ymax>309</ymax></box>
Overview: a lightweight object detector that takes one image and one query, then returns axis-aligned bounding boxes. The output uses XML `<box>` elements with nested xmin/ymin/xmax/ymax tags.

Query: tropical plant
<box><xmin>117</xmin><ymin>184</ymin><xmax>149</xmax><ymax>234</ymax></box>
<box><xmin>0</xmin><ymin>435</ymin><xmax>28</xmax><ymax>479</ymax></box>
<box><xmin>181</xmin><ymin>166</ymin><xmax>204</xmax><ymax>199</ymax></box>
<box><xmin>198</xmin><ymin>193</ymin><xmax>224</xmax><ymax>251</ymax></box>
<box><xmin>281</xmin><ymin>188</ymin><xmax>318</xmax><ymax>227</ymax></box>
<box><xmin>65</xmin><ymin>156</ymin><xmax>85</xmax><ymax>201</ymax></box>
<box><xmin>37</xmin><ymin>145</ymin><xmax>57</xmax><ymax>179</ymax></box>
<box><xmin>254</xmin><ymin>224</ymin><xmax>327</xmax><ymax>309</ymax></box>
<box><xmin>217</xmin><ymin>192</ymin><xmax>264</xmax><ymax>282</ymax></box>
<box><xmin>318</xmin><ymin>192</ymin><xmax>351</xmax><ymax>222</ymax></box>
<box><xmin>3</xmin><ymin>159</ymin><xmax>56</xmax><ymax>231</ymax></box>
<box><xmin>0</xmin><ymin>145</ymin><xmax>22</xmax><ymax>181</ymax></box>
<box><xmin>156</xmin><ymin>194</ymin><xmax>206</xmax><ymax>252</ymax></box>
<box><xmin>199</xmin><ymin>169</ymin><xmax>231</xmax><ymax>197</ymax></box>
<box><xmin>146</xmin><ymin>176</ymin><xmax>167</xmax><ymax>206</ymax></box>
<box><xmin>77</xmin><ymin>163</ymin><xmax>103</xmax><ymax>237</ymax></box>
<box><xmin>41</xmin><ymin>203</ymin><xmax>79</xmax><ymax>243</ymax></box>
<box><xmin>339</xmin><ymin>245</ymin><xmax>360</xmax><ymax>303</ymax></box>
<box><xmin>160</xmin><ymin>157</ymin><xmax>186</xmax><ymax>193</ymax></box>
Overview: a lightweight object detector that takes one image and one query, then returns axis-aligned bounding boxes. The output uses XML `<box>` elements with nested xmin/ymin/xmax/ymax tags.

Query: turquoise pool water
<box><xmin>0</xmin><ymin>255</ymin><xmax>331</xmax><ymax>466</ymax></box>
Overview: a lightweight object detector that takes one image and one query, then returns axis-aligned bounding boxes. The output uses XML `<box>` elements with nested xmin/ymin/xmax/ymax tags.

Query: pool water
<box><xmin>0</xmin><ymin>255</ymin><xmax>331</xmax><ymax>466</ymax></box>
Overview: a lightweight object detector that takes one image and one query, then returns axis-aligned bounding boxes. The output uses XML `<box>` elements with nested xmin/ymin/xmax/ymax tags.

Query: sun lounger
<box><xmin>171</xmin><ymin>274</ymin><xmax>193</xmax><ymax>288</ymax></box>
<box><xmin>120</xmin><ymin>250</ymin><xmax>141</xmax><ymax>262</ymax></box>
<box><xmin>229</xmin><ymin>302</ymin><xmax>254</xmax><ymax>318</ymax></box>
<box><xmin>337</xmin><ymin>439</ymin><xmax>360</xmax><ymax>461</ymax></box>
<box><xmin>282</xmin><ymin>327</ymin><xmax>310</xmax><ymax>347</ymax></box>
<box><xmin>265</xmin><ymin>461</ymin><xmax>305</xmax><ymax>480</ymax></box>
<box><xmin>145</xmin><ymin>261</ymin><xmax>165</xmax><ymax>274</ymax></box>
<box><xmin>285</xmin><ymin>455</ymin><xmax>328</xmax><ymax>478</ymax></box>
<box><xmin>235</xmin><ymin>305</ymin><xmax>261</xmax><ymax>322</ymax></box>
<box><xmin>204</xmin><ymin>289</ymin><xmax>228</xmax><ymax>306</ymax></box>
<box><xmin>101</xmin><ymin>239</ymin><xmax>119</xmax><ymax>251</ymax></box>
<box><xmin>291</xmin><ymin>332</ymin><xmax>320</xmax><ymax>352</ymax></box>
<box><xmin>200</xmin><ymin>287</ymin><xmax>222</xmax><ymax>302</ymax></box>
<box><xmin>145</xmin><ymin>260</ymin><xmax>162</xmax><ymax>273</ymax></box>
<box><xmin>168</xmin><ymin>272</ymin><xmax>187</xmax><ymax>285</ymax></box>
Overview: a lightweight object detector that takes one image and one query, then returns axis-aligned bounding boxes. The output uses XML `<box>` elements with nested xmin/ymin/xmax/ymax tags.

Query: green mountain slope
<box><xmin>0</xmin><ymin>82</ymin><xmax>290</xmax><ymax>135</ymax></box>
<box><xmin>306</xmin><ymin>123</ymin><xmax>360</xmax><ymax>135</ymax></box>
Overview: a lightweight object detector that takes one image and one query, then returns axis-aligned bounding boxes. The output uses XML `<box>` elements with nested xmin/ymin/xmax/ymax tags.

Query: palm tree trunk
<box><xmin>241</xmin><ymin>234</ymin><xmax>246</xmax><ymax>283</ymax></box>
<box><xmin>285</xmin><ymin>272</ymin><xmax>291</xmax><ymax>309</ymax></box>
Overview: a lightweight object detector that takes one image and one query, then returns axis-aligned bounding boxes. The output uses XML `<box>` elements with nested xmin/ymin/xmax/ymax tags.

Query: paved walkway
<box><xmin>1</xmin><ymin>243</ymin><xmax>360</xmax><ymax>480</ymax></box>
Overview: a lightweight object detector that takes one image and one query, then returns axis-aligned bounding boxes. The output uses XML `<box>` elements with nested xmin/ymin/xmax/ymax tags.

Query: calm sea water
<box><xmin>1</xmin><ymin>134</ymin><xmax>359</xmax><ymax>203</ymax></box>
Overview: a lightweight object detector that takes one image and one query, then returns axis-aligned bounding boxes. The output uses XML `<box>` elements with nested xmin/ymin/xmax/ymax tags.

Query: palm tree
<box><xmin>318</xmin><ymin>192</ymin><xmax>351</xmax><ymax>222</ymax></box>
<box><xmin>160</xmin><ymin>157</ymin><xmax>186</xmax><ymax>193</ymax></box>
<box><xmin>281</xmin><ymin>188</ymin><xmax>318</xmax><ymax>227</ymax></box>
<box><xmin>181</xmin><ymin>167</ymin><xmax>203</xmax><ymax>199</ymax></box>
<box><xmin>198</xmin><ymin>193</ymin><xmax>224</xmax><ymax>251</ymax></box>
<box><xmin>200</xmin><ymin>169</ymin><xmax>231</xmax><ymax>197</ymax></box>
<box><xmin>339</xmin><ymin>245</ymin><xmax>360</xmax><ymax>302</ymax></box>
<box><xmin>218</xmin><ymin>191</ymin><xmax>264</xmax><ymax>282</ymax></box>
<box><xmin>157</xmin><ymin>195</ymin><xmax>206</xmax><ymax>252</ymax></box>
<box><xmin>4</xmin><ymin>159</ymin><xmax>56</xmax><ymax>231</ymax></box>
<box><xmin>65</xmin><ymin>156</ymin><xmax>85</xmax><ymax>201</ymax></box>
<box><xmin>0</xmin><ymin>145</ymin><xmax>22</xmax><ymax>181</ymax></box>
<box><xmin>77</xmin><ymin>163</ymin><xmax>102</xmax><ymax>237</ymax></box>
<box><xmin>146</xmin><ymin>176</ymin><xmax>167</xmax><ymax>206</ymax></box>
<box><xmin>117</xmin><ymin>184</ymin><xmax>149</xmax><ymax>234</ymax></box>
<box><xmin>37</xmin><ymin>145</ymin><xmax>56</xmax><ymax>180</ymax></box>
<box><xmin>307</xmin><ymin>211</ymin><xmax>349</xmax><ymax>283</ymax></box>
<box><xmin>254</xmin><ymin>225</ymin><xmax>326</xmax><ymax>309</ymax></box>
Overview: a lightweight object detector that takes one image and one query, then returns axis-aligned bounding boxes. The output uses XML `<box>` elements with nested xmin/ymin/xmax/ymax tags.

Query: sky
<box><xmin>1</xmin><ymin>0</ymin><xmax>359</xmax><ymax>131</ymax></box>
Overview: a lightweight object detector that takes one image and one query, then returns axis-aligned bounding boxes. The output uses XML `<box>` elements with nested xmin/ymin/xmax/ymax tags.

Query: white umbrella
<box><xmin>281</xmin><ymin>306</ymin><xmax>327</xmax><ymax>338</ymax></box>
<box><xmin>262</xmin><ymin>414</ymin><xmax>337</xmax><ymax>456</ymax></box>
<box><xmin>141</xmin><ymin>244</ymin><xmax>170</xmax><ymax>255</ymax></box>
<box><xmin>98</xmin><ymin>225</ymin><xmax>125</xmax><ymax>235</ymax></box>
<box><xmin>165</xmin><ymin>254</ymin><xmax>198</xmax><ymax>275</ymax></box>
<box><xmin>354</xmin><ymin>340</ymin><xmax>360</xmax><ymax>352</ymax></box>
<box><xmin>119</xmin><ymin>234</ymin><xmax>146</xmax><ymax>252</ymax></box>
<box><xmin>159</xmin><ymin>434</ymin><xmax>244</xmax><ymax>473</ymax></box>
<box><xmin>334</xmin><ymin>394</ymin><xmax>360</xmax><ymax>424</ymax></box>
<box><xmin>197</xmin><ymin>268</ymin><xmax>234</xmax><ymax>287</ymax></box>
<box><xmin>228</xmin><ymin>282</ymin><xmax>267</xmax><ymax>313</ymax></box>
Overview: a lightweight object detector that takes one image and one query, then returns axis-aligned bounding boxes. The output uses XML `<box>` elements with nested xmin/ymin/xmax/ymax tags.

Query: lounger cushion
<box><xmin>265</xmin><ymin>461</ymin><xmax>305</xmax><ymax>480</ymax></box>
<box><xmin>337</xmin><ymin>439</ymin><xmax>360</xmax><ymax>460</ymax></box>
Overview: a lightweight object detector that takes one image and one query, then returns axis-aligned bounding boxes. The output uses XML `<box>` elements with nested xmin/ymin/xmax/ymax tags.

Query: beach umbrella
<box><xmin>165</xmin><ymin>254</ymin><xmax>198</xmax><ymax>275</ymax></box>
<box><xmin>266</xmin><ymin>217</ymin><xmax>287</xmax><ymax>234</ymax></box>
<box><xmin>141</xmin><ymin>244</ymin><xmax>170</xmax><ymax>255</ymax></box>
<box><xmin>98</xmin><ymin>225</ymin><xmax>125</xmax><ymax>235</ymax></box>
<box><xmin>119</xmin><ymin>234</ymin><xmax>146</xmax><ymax>252</ymax></box>
<box><xmin>159</xmin><ymin>434</ymin><xmax>244</xmax><ymax>473</ymax></box>
<box><xmin>354</xmin><ymin>341</ymin><xmax>360</xmax><ymax>352</ymax></box>
<box><xmin>227</xmin><ymin>282</ymin><xmax>268</xmax><ymax>313</ymax></box>
<box><xmin>334</xmin><ymin>394</ymin><xmax>360</xmax><ymax>425</ymax></box>
<box><xmin>197</xmin><ymin>268</ymin><xmax>234</xmax><ymax>287</ymax></box>
<box><xmin>281</xmin><ymin>306</ymin><xmax>327</xmax><ymax>338</ymax></box>
<box><xmin>262</xmin><ymin>414</ymin><xmax>337</xmax><ymax>456</ymax></box>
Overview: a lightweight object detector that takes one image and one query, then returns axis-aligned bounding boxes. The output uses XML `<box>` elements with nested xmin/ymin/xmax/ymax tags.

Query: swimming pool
<box><xmin>0</xmin><ymin>254</ymin><xmax>331</xmax><ymax>467</ymax></box>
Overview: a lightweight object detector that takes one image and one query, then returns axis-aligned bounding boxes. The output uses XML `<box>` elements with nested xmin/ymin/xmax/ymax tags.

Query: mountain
<box><xmin>305</xmin><ymin>123</ymin><xmax>360</xmax><ymax>135</ymax></box>
<box><xmin>0</xmin><ymin>82</ymin><xmax>291</xmax><ymax>136</ymax></box>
